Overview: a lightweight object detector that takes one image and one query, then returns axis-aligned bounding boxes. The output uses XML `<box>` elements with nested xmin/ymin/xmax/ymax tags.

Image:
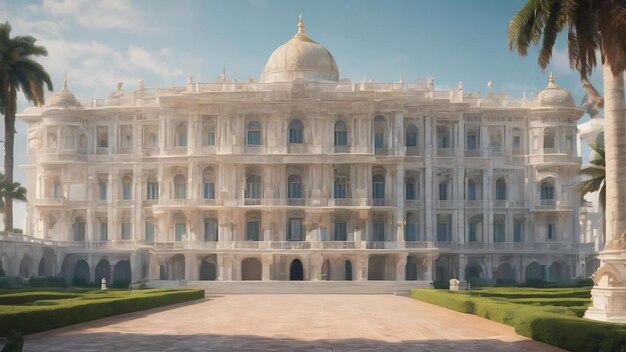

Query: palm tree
<box><xmin>0</xmin><ymin>172</ymin><xmax>27</xmax><ymax>230</ymax></box>
<box><xmin>0</xmin><ymin>21</ymin><xmax>53</xmax><ymax>231</ymax></box>
<box><xmin>576</xmin><ymin>143</ymin><xmax>606</xmax><ymax>208</ymax></box>
<box><xmin>509</xmin><ymin>1</ymin><xmax>626</xmax><ymax>245</ymax></box>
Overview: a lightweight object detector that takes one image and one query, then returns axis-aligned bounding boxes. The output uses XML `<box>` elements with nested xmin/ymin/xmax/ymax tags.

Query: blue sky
<box><xmin>0</xmin><ymin>0</ymin><xmax>603</xmax><ymax>228</ymax></box>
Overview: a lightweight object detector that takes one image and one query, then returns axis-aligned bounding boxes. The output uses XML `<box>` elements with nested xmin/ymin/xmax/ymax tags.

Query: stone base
<box><xmin>584</xmin><ymin>248</ymin><xmax>626</xmax><ymax>323</ymax></box>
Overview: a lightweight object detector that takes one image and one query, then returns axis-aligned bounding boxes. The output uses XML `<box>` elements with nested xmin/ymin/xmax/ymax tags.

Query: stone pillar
<box><xmin>262</xmin><ymin>253</ymin><xmax>273</xmax><ymax>281</ymax></box>
<box><xmin>310</xmin><ymin>253</ymin><xmax>323</xmax><ymax>281</ymax></box>
<box><xmin>357</xmin><ymin>253</ymin><xmax>368</xmax><ymax>281</ymax></box>
<box><xmin>395</xmin><ymin>253</ymin><xmax>407</xmax><ymax>281</ymax></box>
<box><xmin>458</xmin><ymin>254</ymin><xmax>467</xmax><ymax>281</ymax></box>
<box><xmin>184</xmin><ymin>254</ymin><xmax>196</xmax><ymax>281</ymax></box>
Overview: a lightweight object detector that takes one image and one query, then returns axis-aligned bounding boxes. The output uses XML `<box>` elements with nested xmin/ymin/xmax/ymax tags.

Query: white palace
<box><xmin>0</xmin><ymin>17</ymin><xmax>599</xmax><ymax>290</ymax></box>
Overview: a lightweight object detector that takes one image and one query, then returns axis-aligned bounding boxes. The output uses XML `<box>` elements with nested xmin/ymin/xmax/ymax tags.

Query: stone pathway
<box><xmin>23</xmin><ymin>294</ymin><xmax>564</xmax><ymax>351</ymax></box>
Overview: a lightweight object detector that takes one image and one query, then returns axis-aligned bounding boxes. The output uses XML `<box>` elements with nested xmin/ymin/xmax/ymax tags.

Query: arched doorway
<box><xmin>38</xmin><ymin>257</ymin><xmax>47</xmax><ymax>277</ymax></box>
<box><xmin>114</xmin><ymin>260</ymin><xmax>132</xmax><ymax>285</ymax></box>
<box><xmin>368</xmin><ymin>256</ymin><xmax>386</xmax><ymax>280</ymax></box>
<box><xmin>0</xmin><ymin>254</ymin><xmax>8</xmax><ymax>277</ymax></box>
<box><xmin>549</xmin><ymin>261</ymin><xmax>570</xmax><ymax>283</ymax></box>
<box><xmin>167</xmin><ymin>255</ymin><xmax>185</xmax><ymax>280</ymax></box>
<box><xmin>466</xmin><ymin>262</ymin><xmax>484</xmax><ymax>281</ymax></box>
<box><xmin>95</xmin><ymin>259</ymin><xmax>111</xmax><ymax>283</ymax></box>
<box><xmin>405</xmin><ymin>257</ymin><xmax>418</xmax><ymax>281</ymax></box>
<box><xmin>38</xmin><ymin>248</ymin><xmax>56</xmax><ymax>277</ymax></box>
<box><xmin>241</xmin><ymin>258</ymin><xmax>262</xmax><ymax>280</ymax></box>
<box><xmin>289</xmin><ymin>259</ymin><xmax>304</xmax><ymax>281</ymax></box>
<box><xmin>199</xmin><ymin>260</ymin><xmax>217</xmax><ymax>281</ymax></box>
<box><xmin>321</xmin><ymin>260</ymin><xmax>331</xmax><ymax>281</ymax></box>
<box><xmin>525</xmin><ymin>262</ymin><xmax>543</xmax><ymax>281</ymax></box>
<box><xmin>496</xmin><ymin>263</ymin><xmax>515</xmax><ymax>284</ymax></box>
<box><xmin>73</xmin><ymin>260</ymin><xmax>90</xmax><ymax>284</ymax></box>
<box><xmin>344</xmin><ymin>260</ymin><xmax>353</xmax><ymax>281</ymax></box>
<box><xmin>18</xmin><ymin>254</ymin><xmax>32</xmax><ymax>278</ymax></box>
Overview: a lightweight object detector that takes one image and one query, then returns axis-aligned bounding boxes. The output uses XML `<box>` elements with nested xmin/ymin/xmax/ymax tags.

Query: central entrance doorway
<box><xmin>289</xmin><ymin>259</ymin><xmax>304</xmax><ymax>280</ymax></box>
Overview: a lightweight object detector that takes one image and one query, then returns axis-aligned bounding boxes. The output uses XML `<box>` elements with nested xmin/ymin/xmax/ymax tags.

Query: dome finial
<box><xmin>549</xmin><ymin>71</ymin><xmax>555</xmax><ymax>84</ymax></box>
<box><xmin>297</xmin><ymin>14</ymin><xmax>304</xmax><ymax>35</ymax></box>
<box><xmin>63</xmin><ymin>71</ymin><xmax>68</xmax><ymax>89</ymax></box>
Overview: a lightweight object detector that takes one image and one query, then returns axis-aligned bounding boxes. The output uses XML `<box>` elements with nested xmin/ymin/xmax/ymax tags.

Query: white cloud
<box><xmin>550</xmin><ymin>48</ymin><xmax>574</xmax><ymax>76</ymax></box>
<box><xmin>37</xmin><ymin>0</ymin><xmax>142</xmax><ymax>31</ymax></box>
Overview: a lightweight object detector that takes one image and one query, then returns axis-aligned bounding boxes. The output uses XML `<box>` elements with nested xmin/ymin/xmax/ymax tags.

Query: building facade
<box><xmin>1</xmin><ymin>18</ymin><xmax>597</xmax><ymax>287</ymax></box>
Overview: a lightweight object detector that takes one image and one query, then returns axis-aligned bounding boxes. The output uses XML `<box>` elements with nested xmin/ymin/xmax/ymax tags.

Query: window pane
<box><xmin>204</xmin><ymin>220</ymin><xmax>218</xmax><ymax>241</ymax></box>
<box><xmin>246</xmin><ymin>221</ymin><xmax>259</xmax><ymax>241</ymax></box>
<box><xmin>175</xmin><ymin>223</ymin><xmax>186</xmax><ymax>241</ymax></box>
<box><xmin>373</xmin><ymin>223</ymin><xmax>385</xmax><ymax>241</ymax></box>
<box><xmin>100</xmin><ymin>222</ymin><xmax>108</xmax><ymax>241</ymax></box>
<box><xmin>204</xmin><ymin>182</ymin><xmax>215</xmax><ymax>199</ymax></box>
<box><xmin>334</xmin><ymin>131</ymin><xmax>347</xmax><ymax>146</ymax></box>
<box><xmin>145</xmin><ymin>222</ymin><xmax>154</xmax><ymax>241</ymax></box>
<box><xmin>334</xmin><ymin>221</ymin><xmax>347</xmax><ymax>241</ymax></box>
<box><xmin>206</xmin><ymin>131</ymin><xmax>215</xmax><ymax>145</ymax></box>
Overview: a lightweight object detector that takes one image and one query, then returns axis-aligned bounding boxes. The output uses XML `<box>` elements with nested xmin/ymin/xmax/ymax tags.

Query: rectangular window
<box><xmin>334</xmin><ymin>131</ymin><xmax>347</xmax><ymax>146</ymax></box>
<box><xmin>288</xmin><ymin>181</ymin><xmax>302</xmax><ymax>199</ymax></box>
<box><xmin>373</xmin><ymin>181</ymin><xmax>385</xmax><ymax>199</ymax></box>
<box><xmin>494</xmin><ymin>222</ymin><xmax>505</xmax><ymax>242</ymax></box>
<box><xmin>247</xmin><ymin>131</ymin><xmax>261</xmax><ymax>145</ymax></box>
<box><xmin>437</xmin><ymin>222</ymin><xmax>448</xmax><ymax>241</ymax></box>
<box><xmin>513</xmin><ymin>135</ymin><xmax>521</xmax><ymax>148</ymax></box>
<box><xmin>53</xmin><ymin>183</ymin><xmax>62</xmax><ymax>199</ymax></box>
<box><xmin>206</xmin><ymin>131</ymin><xmax>216</xmax><ymax>146</ymax></box>
<box><xmin>466</xmin><ymin>134</ymin><xmax>477</xmax><ymax>150</ymax></box>
<box><xmin>405</xmin><ymin>223</ymin><xmax>418</xmax><ymax>241</ymax></box>
<box><xmin>122</xmin><ymin>182</ymin><xmax>132</xmax><ymax>200</ymax></box>
<box><xmin>203</xmin><ymin>182</ymin><xmax>215</xmax><ymax>199</ymax></box>
<box><xmin>374</xmin><ymin>132</ymin><xmax>384</xmax><ymax>149</ymax></box>
<box><xmin>99</xmin><ymin>222</ymin><xmax>108</xmax><ymax>241</ymax></box>
<box><xmin>437</xmin><ymin>134</ymin><xmax>449</xmax><ymax>148</ymax></box>
<box><xmin>405</xmin><ymin>182</ymin><xmax>416</xmax><ymax>200</ymax></box>
<box><xmin>514</xmin><ymin>221</ymin><xmax>523</xmax><ymax>242</ymax></box>
<box><xmin>468</xmin><ymin>222</ymin><xmax>477</xmax><ymax>242</ymax></box>
<box><xmin>334</xmin><ymin>221</ymin><xmax>347</xmax><ymax>241</ymax></box>
<box><xmin>97</xmin><ymin>126</ymin><xmax>109</xmax><ymax>148</ymax></box>
<box><xmin>373</xmin><ymin>222</ymin><xmax>385</xmax><ymax>241</ymax></box>
<box><xmin>246</xmin><ymin>220</ymin><xmax>260</xmax><ymax>241</ymax></box>
<box><xmin>547</xmin><ymin>224</ymin><xmax>556</xmax><ymax>240</ymax></box>
<box><xmin>175</xmin><ymin>223</ymin><xmax>186</xmax><ymax>241</ymax></box>
<box><xmin>145</xmin><ymin>222</ymin><xmax>154</xmax><ymax>241</ymax></box>
<box><xmin>175</xmin><ymin>182</ymin><xmax>187</xmax><ymax>199</ymax></box>
<box><xmin>439</xmin><ymin>182</ymin><xmax>448</xmax><ymax>201</ymax></box>
<box><xmin>334</xmin><ymin>177</ymin><xmax>348</xmax><ymax>199</ymax></box>
<box><xmin>120</xmin><ymin>125</ymin><xmax>133</xmax><ymax>148</ymax></box>
<box><xmin>147</xmin><ymin>182</ymin><xmax>159</xmax><ymax>200</ymax></box>
<box><xmin>288</xmin><ymin>218</ymin><xmax>303</xmax><ymax>241</ymax></box>
<box><xmin>121</xmin><ymin>222</ymin><xmax>131</xmax><ymax>240</ymax></box>
<box><xmin>73</xmin><ymin>222</ymin><xmax>85</xmax><ymax>241</ymax></box>
<box><xmin>204</xmin><ymin>220</ymin><xmax>218</xmax><ymax>241</ymax></box>
<box><xmin>98</xmin><ymin>181</ymin><xmax>107</xmax><ymax>201</ymax></box>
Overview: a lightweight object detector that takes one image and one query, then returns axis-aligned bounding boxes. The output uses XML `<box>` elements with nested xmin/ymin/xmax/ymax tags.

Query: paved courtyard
<box><xmin>23</xmin><ymin>294</ymin><xmax>563</xmax><ymax>351</ymax></box>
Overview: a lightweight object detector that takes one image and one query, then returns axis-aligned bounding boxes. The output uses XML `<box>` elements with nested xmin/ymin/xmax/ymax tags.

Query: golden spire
<box><xmin>297</xmin><ymin>14</ymin><xmax>304</xmax><ymax>35</ymax></box>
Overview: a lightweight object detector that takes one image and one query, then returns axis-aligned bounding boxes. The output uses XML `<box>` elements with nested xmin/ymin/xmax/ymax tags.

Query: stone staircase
<box><xmin>147</xmin><ymin>280</ymin><xmax>431</xmax><ymax>294</ymax></box>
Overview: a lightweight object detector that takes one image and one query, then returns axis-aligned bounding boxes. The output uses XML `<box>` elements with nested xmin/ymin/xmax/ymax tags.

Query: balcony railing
<box><xmin>333</xmin><ymin>145</ymin><xmax>351</xmax><ymax>154</ymax></box>
<box><xmin>405</xmin><ymin>147</ymin><xmax>423</xmax><ymax>156</ymax></box>
<box><xmin>464</xmin><ymin>149</ymin><xmax>485</xmax><ymax>158</ymax></box>
<box><xmin>436</xmin><ymin>148</ymin><xmax>453</xmax><ymax>157</ymax></box>
<box><xmin>465</xmin><ymin>200</ymin><xmax>485</xmax><ymax>208</ymax></box>
<box><xmin>33</xmin><ymin>198</ymin><xmax>65</xmax><ymax>206</ymax></box>
<box><xmin>405</xmin><ymin>199</ymin><xmax>421</xmax><ymax>208</ymax></box>
<box><xmin>244</xmin><ymin>198</ymin><xmax>262</xmax><ymax>206</ymax></box>
<box><xmin>372</xmin><ymin>198</ymin><xmax>395</xmax><ymax>207</ymax></box>
<box><xmin>374</xmin><ymin>148</ymin><xmax>390</xmax><ymax>156</ymax></box>
<box><xmin>287</xmin><ymin>198</ymin><xmax>305</xmax><ymax>206</ymax></box>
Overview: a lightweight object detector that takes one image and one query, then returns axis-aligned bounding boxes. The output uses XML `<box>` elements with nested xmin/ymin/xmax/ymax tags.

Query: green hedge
<box><xmin>411</xmin><ymin>289</ymin><xmax>626</xmax><ymax>352</ymax></box>
<box><xmin>0</xmin><ymin>292</ymin><xmax>80</xmax><ymax>305</ymax></box>
<box><xmin>0</xmin><ymin>289</ymin><xmax>205</xmax><ymax>336</ymax></box>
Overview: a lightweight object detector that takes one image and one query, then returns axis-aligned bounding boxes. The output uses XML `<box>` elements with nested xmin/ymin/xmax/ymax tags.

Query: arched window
<box><xmin>287</xmin><ymin>175</ymin><xmax>302</xmax><ymax>199</ymax></box>
<box><xmin>53</xmin><ymin>179</ymin><xmax>62</xmax><ymax>199</ymax></box>
<box><xmin>246</xmin><ymin>121</ymin><xmax>262</xmax><ymax>145</ymax></box>
<box><xmin>174</xmin><ymin>214</ymin><xmax>186</xmax><ymax>241</ymax></box>
<box><xmin>405</xmin><ymin>177</ymin><xmax>417</xmax><ymax>200</ymax></box>
<box><xmin>405</xmin><ymin>124</ymin><xmax>418</xmax><ymax>147</ymax></box>
<box><xmin>246</xmin><ymin>175</ymin><xmax>262</xmax><ymax>199</ymax></box>
<box><xmin>288</xmin><ymin>119</ymin><xmax>304</xmax><ymax>144</ymax></box>
<box><xmin>495</xmin><ymin>178</ymin><xmax>507</xmax><ymax>201</ymax></box>
<box><xmin>173</xmin><ymin>174</ymin><xmax>187</xmax><ymax>199</ymax></box>
<box><xmin>121</xmin><ymin>176</ymin><xmax>132</xmax><ymax>200</ymax></box>
<box><xmin>540</xmin><ymin>179</ymin><xmax>555</xmax><ymax>200</ymax></box>
<box><xmin>374</xmin><ymin>115</ymin><xmax>386</xmax><ymax>149</ymax></box>
<box><xmin>437</xmin><ymin>126</ymin><xmax>450</xmax><ymax>148</ymax></box>
<box><xmin>146</xmin><ymin>176</ymin><xmax>158</xmax><ymax>200</ymax></box>
<box><xmin>175</xmin><ymin>122</ymin><xmax>187</xmax><ymax>147</ymax></box>
<box><xmin>543</xmin><ymin>128</ymin><xmax>555</xmax><ymax>149</ymax></box>
<box><xmin>204</xmin><ymin>218</ymin><xmax>218</xmax><ymax>241</ymax></box>
<box><xmin>372</xmin><ymin>174</ymin><xmax>385</xmax><ymax>200</ymax></box>
<box><xmin>202</xmin><ymin>167</ymin><xmax>215</xmax><ymax>200</ymax></box>
<box><xmin>78</xmin><ymin>134</ymin><xmax>88</xmax><ymax>153</ymax></box>
<box><xmin>334</xmin><ymin>121</ymin><xmax>347</xmax><ymax>146</ymax></box>
<box><xmin>467</xmin><ymin>180</ymin><xmax>477</xmax><ymax>201</ymax></box>
<box><xmin>73</xmin><ymin>217</ymin><xmax>86</xmax><ymax>241</ymax></box>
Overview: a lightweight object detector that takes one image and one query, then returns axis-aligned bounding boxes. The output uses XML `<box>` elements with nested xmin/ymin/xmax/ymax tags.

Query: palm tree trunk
<box><xmin>602</xmin><ymin>63</ymin><xmax>626</xmax><ymax>242</ymax></box>
<box><xmin>2</xmin><ymin>81</ymin><xmax>15</xmax><ymax>232</ymax></box>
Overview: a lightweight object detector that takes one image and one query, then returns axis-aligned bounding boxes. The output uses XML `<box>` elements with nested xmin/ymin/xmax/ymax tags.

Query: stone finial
<box><xmin>458</xmin><ymin>81</ymin><xmax>463</xmax><ymax>90</ymax></box>
<box><xmin>187</xmin><ymin>72</ymin><xmax>193</xmax><ymax>84</ymax></box>
<box><xmin>138</xmin><ymin>79</ymin><xmax>145</xmax><ymax>90</ymax></box>
<box><xmin>549</xmin><ymin>71</ymin><xmax>555</xmax><ymax>84</ymax></box>
<box><xmin>63</xmin><ymin>71</ymin><xmax>68</xmax><ymax>89</ymax></box>
<box><xmin>487</xmin><ymin>80</ymin><xmax>494</xmax><ymax>90</ymax></box>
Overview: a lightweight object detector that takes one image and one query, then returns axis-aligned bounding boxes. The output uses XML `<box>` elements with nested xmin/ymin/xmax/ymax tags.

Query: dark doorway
<box><xmin>344</xmin><ymin>260</ymin><xmax>353</xmax><ymax>281</ymax></box>
<box><xmin>199</xmin><ymin>261</ymin><xmax>216</xmax><ymax>280</ymax></box>
<box><xmin>289</xmin><ymin>259</ymin><xmax>304</xmax><ymax>281</ymax></box>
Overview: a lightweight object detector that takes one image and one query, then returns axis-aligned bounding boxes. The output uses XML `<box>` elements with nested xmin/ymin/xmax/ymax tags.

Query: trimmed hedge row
<box><xmin>0</xmin><ymin>292</ymin><xmax>80</xmax><ymax>305</ymax></box>
<box><xmin>411</xmin><ymin>289</ymin><xmax>626</xmax><ymax>352</ymax></box>
<box><xmin>0</xmin><ymin>289</ymin><xmax>205</xmax><ymax>336</ymax></box>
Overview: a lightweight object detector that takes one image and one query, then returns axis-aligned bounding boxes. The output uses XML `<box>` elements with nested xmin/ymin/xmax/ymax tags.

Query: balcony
<box><xmin>287</xmin><ymin>198</ymin><xmax>305</xmax><ymax>206</ymax></box>
<box><xmin>319</xmin><ymin>241</ymin><xmax>357</xmax><ymax>249</ymax></box>
<box><xmin>405</xmin><ymin>147</ymin><xmax>423</xmax><ymax>156</ymax></box>
<box><xmin>366</xmin><ymin>241</ymin><xmax>400</xmax><ymax>249</ymax></box>
<box><xmin>405</xmin><ymin>200</ymin><xmax>421</xmax><ymax>209</ymax></box>
<box><xmin>244</xmin><ymin>198</ymin><xmax>262</xmax><ymax>206</ymax></box>
<box><xmin>333</xmin><ymin>145</ymin><xmax>351</xmax><ymax>154</ymax></box>
<box><xmin>437</xmin><ymin>200</ymin><xmax>457</xmax><ymax>208</ymax></box>
<box><xmin>465</xmin><ymin>200</ymin><xmax>485</xmax><ymax>208</ymax></box>
<box><xmin>243</xmin><ymin>145</ymin><xmax>264</xmax><ymax>154</ymax></box>
<box><xmin>436</xmin><ymin>148</ymin><xmax>453</xmax><ymax>157</ymax></box>
<box><xmin>374</xmin><ymin>148</ymin><xmax>391</xmax><ymax>156</ymax></box>
<box><xmin>33</xmin><ymin>198</ymin><xmax>65</xmax><ymax>207</ymax></box>
<box><xmin>464</xmin><ymin>149</ymin><xmax>486</xmax><ymax>158</ymax></box>
<box><xmin>372</xmin><ymin>198</ymin><xmax>395</xmax><ymax>207</ymax></box>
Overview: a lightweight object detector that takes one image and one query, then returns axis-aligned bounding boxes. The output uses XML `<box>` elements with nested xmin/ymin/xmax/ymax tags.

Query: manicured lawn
<box><xmin>411</xmin><ymin>287</ymin><xmax>626</xmax><ymax>352</ymax></box>
<box><xmin>0</xmin><ymin>288</ymin><xmax>205</xmax><ymax>336</ymax></box>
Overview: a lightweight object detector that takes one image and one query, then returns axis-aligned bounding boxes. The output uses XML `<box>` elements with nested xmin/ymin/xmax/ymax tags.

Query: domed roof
<box><xmin>532</xmin><ymin>73</ymin><xmax>576</xmax><ymax>108</ymax></box>
<box><xmin>45</xmin><ymin>76</ymin><xmax>82</xmax><ymax>109</ymax></box>
<box><xmin>262</xmin><ymin>15</ymin><xmax>339</xmax><ymax>83</ymax></box>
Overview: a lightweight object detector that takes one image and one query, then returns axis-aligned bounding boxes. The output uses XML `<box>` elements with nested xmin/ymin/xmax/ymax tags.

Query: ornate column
<box><xmin>395</xmin><ymin>253</ymin><xmax>407</xmax><ymax>281</ymax></box>
<box><xmin>262</xmin><ymin>253</ymin><xmax>273</xmax><ymax>281</ymax></box>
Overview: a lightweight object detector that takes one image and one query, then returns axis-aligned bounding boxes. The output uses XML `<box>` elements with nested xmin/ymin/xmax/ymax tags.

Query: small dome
<box><xmin>262</xmin><ymin>15</ymin><xmax>339</xmax><ymax>83</ymax></box>
<box><xmin>45</xmin><ymin>76</ymin><xmax>82</xmax><ymax>109</ymax></box>
<box><xmin>532</xmin><ymin>73</ymin><xmax>575</xmax><ymax>108</ymax></box>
